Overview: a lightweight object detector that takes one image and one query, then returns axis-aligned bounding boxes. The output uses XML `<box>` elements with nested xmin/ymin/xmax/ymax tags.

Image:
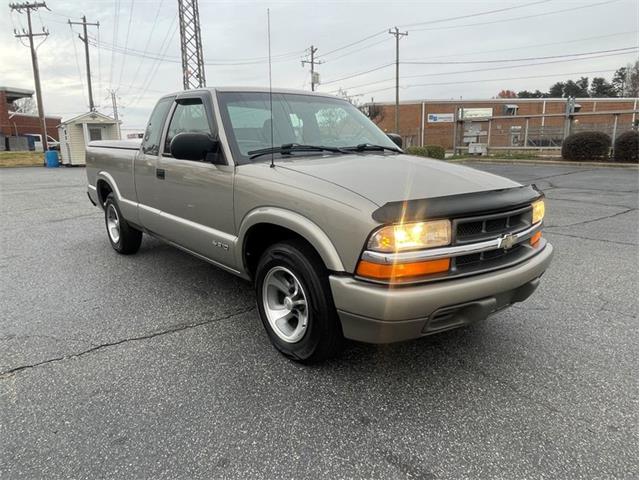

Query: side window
<box><xmin>141</xmin><ymin>97</ymin><xmax>173</xmax><ymax>155</ymax></box>
<box><xmin>164</xmin><ymin>99</ymin><xmax>211</xmax><ymax>153</ymax></box>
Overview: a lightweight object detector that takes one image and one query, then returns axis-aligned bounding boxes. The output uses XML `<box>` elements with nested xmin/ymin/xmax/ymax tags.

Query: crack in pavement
<box><xmin>545</xmin><ymin>208</ymin><xmax>637</xmax><ymax>229</ymax></box>
<box><xmin>544</xmin><ymin>195</ymin><xmax>638</xmax><ymax>210</ymax></box>
<box><xmin>529</xmin><ymin>168</ymin><xmax>598</xmax><ymax>182</ymax></box>
<box><xmin>545</xmin><ymin>231</ymin><xmax>638</xmax><ymax>246</ymax></box>
<box><xmin>0</xmin><ymin>306</ymin><xmax>256</xmax><ymax>378</ymax></box>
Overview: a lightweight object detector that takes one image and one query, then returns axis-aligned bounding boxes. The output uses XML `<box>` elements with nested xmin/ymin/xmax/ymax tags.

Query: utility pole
<box><xmin>68</xmin><ymin>16</ymin><xmax>99</xmax><ymax>111</ymax></box>
<box><xmin>388</xmin><ymin>27</ymin><xmax>408</xmax><ymax>134</ymax></box>
<box><xmin>301</xmin><ymin>45</ymin><xmax>322</xmax><ymax>91</ymax></box>
<box><xmin>178</xmin><ymin>0</ymin><xmax>206</xmax><ymax>89</ymax></box>
<box><xmin>108</xmin><ymin>89</ymin><xmax>121</xmax><ymax>139</ymax></box>
<box><xmin>10</xmin><ymin>1</ymin><xmax>50</xmax><ymax>152</ymax></box>
<box><xmin>564</xmin><ymin>96</ymin><xmax>576</xmax><ymax>140</ymax></box>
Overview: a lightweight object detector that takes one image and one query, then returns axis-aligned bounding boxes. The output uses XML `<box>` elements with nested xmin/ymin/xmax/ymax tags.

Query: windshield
<box><xmin>217</xmin><ymin>91</ymin><xmax>398</xmax><ymax>163</ymax></box>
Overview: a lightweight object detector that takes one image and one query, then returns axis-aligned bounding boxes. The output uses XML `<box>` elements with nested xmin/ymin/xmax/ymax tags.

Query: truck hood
<box><xmin>278</xmin><ymin>153</ymin><xmax>520</xmax><ymax>206</ymax></box>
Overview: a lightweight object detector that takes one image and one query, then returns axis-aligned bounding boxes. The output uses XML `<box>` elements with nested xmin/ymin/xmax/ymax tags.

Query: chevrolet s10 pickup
<box><xmin>86</xmin><ymin>87</ymin><xmax>553</xmax><ymax>362</ymax></box>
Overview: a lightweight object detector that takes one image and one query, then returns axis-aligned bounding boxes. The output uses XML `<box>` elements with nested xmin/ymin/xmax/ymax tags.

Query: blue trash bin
<box><xmin>45</xmin><ymin>150</ymin><xmax>59</xmax><ymax>168</ymax></box>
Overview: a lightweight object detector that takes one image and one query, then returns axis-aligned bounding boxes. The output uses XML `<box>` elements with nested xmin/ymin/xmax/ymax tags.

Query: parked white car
<box><xmin>25</xmin><ymin>133</ymin><xmax>60</xmax><ymax>151</ymax></box>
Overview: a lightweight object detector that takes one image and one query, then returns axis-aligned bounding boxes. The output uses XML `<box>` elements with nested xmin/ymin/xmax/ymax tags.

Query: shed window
<box><xmin>89</xmin><ymin>128</ymin><xmax>102</xmax><ymax>141</ymax></box>
<box><xmin>504</xmin><ymin>104</ymin><xmax>519</xmax><ymax>116</ymax></box>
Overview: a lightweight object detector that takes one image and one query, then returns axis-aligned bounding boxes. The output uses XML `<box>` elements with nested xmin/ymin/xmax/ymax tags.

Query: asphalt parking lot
<box><xmin>1</xmin><ymin>162</ymin><xmax>638</xmax><ymax>479</ymax></box>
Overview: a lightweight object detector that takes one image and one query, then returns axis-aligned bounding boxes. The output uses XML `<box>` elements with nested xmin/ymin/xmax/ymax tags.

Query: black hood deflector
<box><xmin>372</xmin><ymin>184</ymin><xmax>543</xmax><ymax>223</ymax></box>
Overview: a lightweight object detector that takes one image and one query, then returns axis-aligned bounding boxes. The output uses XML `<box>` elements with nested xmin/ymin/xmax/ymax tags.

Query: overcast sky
<box><xmin>2</xmin><ymin>0</ymin><xmax>638</xmax><ymax>130</ymax></box>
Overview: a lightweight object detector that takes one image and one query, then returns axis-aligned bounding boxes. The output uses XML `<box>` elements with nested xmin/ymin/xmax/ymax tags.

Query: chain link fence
<box><xmin>449</xmin><ymin>111</ymin><xmax>638</xmax><ymax>155</ymax></box>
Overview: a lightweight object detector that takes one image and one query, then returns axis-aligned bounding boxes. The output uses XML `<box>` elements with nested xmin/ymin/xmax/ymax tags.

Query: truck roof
<box><xmin>161</xmin><ymin>86</ymin><xmax>338</xmax><ymax>99</ymax></box>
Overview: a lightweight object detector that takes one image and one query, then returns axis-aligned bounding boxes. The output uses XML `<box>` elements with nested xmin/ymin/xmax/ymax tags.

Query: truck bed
<box><xmin>88</xmin><ymin>139</ymin><xmax>141</xmax><ymax>150</ymax></box>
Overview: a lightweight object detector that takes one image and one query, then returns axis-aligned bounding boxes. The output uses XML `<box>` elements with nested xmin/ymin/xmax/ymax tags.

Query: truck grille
<box><xmin>453</xmin><ymin>205</ymin><xmax>532</xmax><ymax>245</ymax></box>
<box><xmin>454</xmin><ymin>244</ymin><xmax>524</xmax><ymax>269</ymax></box>
<box><xmin>452</xmin><ymin>205</ymin><xmax>533</xmax><ymax>273</ymax></box>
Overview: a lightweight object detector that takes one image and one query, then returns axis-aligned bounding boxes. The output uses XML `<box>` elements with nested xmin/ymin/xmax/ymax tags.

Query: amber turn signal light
<box><xmin>530</xmin><ymin>231</ymin><xmax>542</xmax><ymax>247</ymax></box>
<box><xmin>356</xmin><ymin>258</ymin><xmax>451</xmax><ymax>281</ymax></box>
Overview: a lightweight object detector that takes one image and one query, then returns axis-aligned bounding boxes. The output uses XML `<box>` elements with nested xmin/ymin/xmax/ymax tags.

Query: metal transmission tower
<box><xmin>177</xmin><ymin>0</ymin><xmax>206</xmax><ymax>89</ymax></box>
<box><xmin>9</xmin><ymin>1</ymin><xmax>50</xmax><ymax>152</ymax></box>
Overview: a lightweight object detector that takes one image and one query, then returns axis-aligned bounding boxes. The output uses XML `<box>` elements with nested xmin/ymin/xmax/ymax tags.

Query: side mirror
<box><xmin>170</xmin><ymin>132</ymin><xmax>223</xmax><ymax>164</ymax></box>
<box><xmin>387</xmin><ymin>133</ymin><xmax>403</xmax><ymax>148</ymax></box>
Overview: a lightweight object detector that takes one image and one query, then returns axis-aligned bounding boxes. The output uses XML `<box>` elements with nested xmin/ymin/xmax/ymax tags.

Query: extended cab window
<box><xmin>141</xmin><ymin>97</ymin><xmax>173</xmax><ymax>155</ymax></box>
<box><xmin>164</xmin><ymin>99</ymin><xmax>211</xmax><ymax>154</ymax></box>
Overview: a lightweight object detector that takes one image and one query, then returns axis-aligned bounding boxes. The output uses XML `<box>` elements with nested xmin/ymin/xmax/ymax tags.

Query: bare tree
<box><xmin>10</xmin><ymin>97</ymin><xmax>38</xmax><ymax>115</ymax></box>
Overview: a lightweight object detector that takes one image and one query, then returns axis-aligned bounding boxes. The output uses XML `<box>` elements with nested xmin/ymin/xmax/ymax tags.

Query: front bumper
<box><xmin>330</xmin><ymin>243</ymin><xmax>553</xmax><ymax>344</ymax></box>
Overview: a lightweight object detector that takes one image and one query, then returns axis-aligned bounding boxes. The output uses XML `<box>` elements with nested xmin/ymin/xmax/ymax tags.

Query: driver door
<box><xmin>154</xmin><ymin>92</ymin><xmax>236</xmax><ymax>268</ymax></box>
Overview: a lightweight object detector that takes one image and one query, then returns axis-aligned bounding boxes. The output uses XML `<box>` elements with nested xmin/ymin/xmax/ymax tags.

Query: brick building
<box><xmin>368</xmin><ymin>97</ymin><xmax>638</xmax><ymax>152</ymax></box>
<box><xmin>0</xmin><ymin>86</ymin><xmax>61</xmax><ymax>147</ymax></box>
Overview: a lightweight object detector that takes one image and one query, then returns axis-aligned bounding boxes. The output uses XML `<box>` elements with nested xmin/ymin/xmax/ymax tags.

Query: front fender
<box><xmin>236</xmin><ymin>207</ymin><xmax>345</xmax><ymax>273</ymax></box>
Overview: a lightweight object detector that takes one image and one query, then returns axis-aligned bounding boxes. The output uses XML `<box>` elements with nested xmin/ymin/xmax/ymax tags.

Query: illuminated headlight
<box><xmin>367</xmin><ymin>220</ymin><xmax>451</xmax><ymax>252</ymax></box>
<box><xmin>532</xmin><ymin>199</ymin><xmax>545</xmax><ymax>224</ymax></box>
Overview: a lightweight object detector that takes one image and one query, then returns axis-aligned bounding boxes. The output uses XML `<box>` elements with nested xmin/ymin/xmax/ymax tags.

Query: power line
<box><xmin>109</xmin><ymin>0</ymin><xmax>120</xmax><ymax>89</ymax></box>
<box><xmin>69</xmin><ymin>23</ymin><xmax>87</xmax><ymax>106</ymax></box>
<box><xmin>117</xmin><ymin>0</ymin><xmax>135</xmax><ymax>90</ymax></box>
<box><xmin>322</xmin><ymin>47</ymin><xmax>638</xmax><ymax>89</ymax></box>
<box><xmin>126</xmin><ymin>15</ymin><xmax>179</xmax><ymax>108</ymax></box>
<box><xmin>349</xmin><ymin>51</ymin><xmax>639</xmax><ymax>96</ymax></box>
<box><xmin>329</xmin><ymin>52</ymin><xmax>631</xmax><ymax>93</ymax></box>
<box><xmin>398</xmin><ymin>0</ymin><xmax>552</xmax><ymax>29</ymax></box>
<box><xmin>126</xmin><ymin>0</ymin><xmax>165</xmax><ymax>93</ymax></box>
<box><xmin>410</xmin><ymin>0</ymin><xmax>621</xmax><ymax>33</ymax></box>
<box><xmin>321</xmin><ymin>63</ymin><xmax>394</xmax><ymax>85</ymax></box>
<box><xmin>402</xmin><ymin>30</ymin><xmax>639</xmax><ymax>62</ymax></box>
<box><xmin>89</xmin><ymin>37</ymin><xmax>304</xmax><ymax>65</ymax></box>
<box><xmin>317</xmin><ymin>0</ymin><xmax>553</xmax><ymax>60</ymax></box>
<box><xmin>357</xmin><ymin>68</ymin><xmax>624</xmax><ymax>97</ymax></box>
<box><xmin>319</xmin><ymin>29</ymin><xmax>388</xmax><ymax>59</ymax></box>
<box><xmin>319</xmin><ymin>37</ymin><xmax>390</xmax><ymax>63</ymax></box>
<box><xmin>402</xmin><ymin>46</ymin><xmax>638</xmax><ymax>65</ymax></box>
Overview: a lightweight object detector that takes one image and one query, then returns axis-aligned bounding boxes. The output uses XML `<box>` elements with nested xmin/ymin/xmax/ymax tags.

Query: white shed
<box><xmin>58</xmin><ymin>112</ymin><xmax>121</xmax><ymax>165</ymax></box>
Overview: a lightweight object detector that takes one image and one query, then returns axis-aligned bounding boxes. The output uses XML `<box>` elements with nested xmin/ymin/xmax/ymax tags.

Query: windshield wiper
<box><xmin>342</xmin><ymin>143</ymin><xmax>402</xmax><ymax>153</ymax></box>
<box><xmin>248</xmin><ymin>143</ymin><xmax>349</xmax><ymax>160</ymax></box>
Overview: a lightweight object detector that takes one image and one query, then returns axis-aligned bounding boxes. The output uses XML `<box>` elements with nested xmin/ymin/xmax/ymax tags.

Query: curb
<box><xmin>447</xmin><ymin>158</ymin><xmax>639</xmax><ymax>169</ymax></box>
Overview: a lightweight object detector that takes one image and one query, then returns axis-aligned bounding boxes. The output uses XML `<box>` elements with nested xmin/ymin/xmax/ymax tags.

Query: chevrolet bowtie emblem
<box><xmin>499</xmin><ymin>233</ymin><xmax>518</xmax><ymax>250</ymax></box>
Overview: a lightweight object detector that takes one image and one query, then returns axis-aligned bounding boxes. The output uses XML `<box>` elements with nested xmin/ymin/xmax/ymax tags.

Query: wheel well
<box><xmin>96</xmin><ymin>180</ymin><xmax>113</xmax><ymax>207</ymax></box>
<box><xmin>243</xmin><ymin>223</ymin><xmax>323</xmax><ymax>279</ymax></box>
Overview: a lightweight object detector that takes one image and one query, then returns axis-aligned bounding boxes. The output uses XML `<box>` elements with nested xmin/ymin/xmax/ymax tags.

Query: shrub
<box><xmin>561</xmin><ymin>131</ymin><xmax>611</xmax><ymax>162</ymax></box>
<box><xmin>613</xmin><ymin>130</ymin><xmax>639</xmax><ymax>163</ymax></box>
<box><xmin>405</xmin><ymin>145</ymin><xmax>446</xmax><ymax>159</ymax></box>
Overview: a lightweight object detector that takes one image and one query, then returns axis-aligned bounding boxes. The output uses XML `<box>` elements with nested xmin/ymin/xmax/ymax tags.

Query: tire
<box><xmin>104</xmin><ymin>193</ymin><xmax>142</xmax><ymax>254</ymax></box>
<box><xmin>255</xmin><ymin>240</ymin><xmax>343</xmax><ymax>363</ymax></box>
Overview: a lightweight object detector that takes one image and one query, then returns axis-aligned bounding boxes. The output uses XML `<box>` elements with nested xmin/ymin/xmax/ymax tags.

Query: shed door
<box><xmin>89</xmin><ymin>127</ymin><xmax>102</xmax><ymax>141</ymax></box>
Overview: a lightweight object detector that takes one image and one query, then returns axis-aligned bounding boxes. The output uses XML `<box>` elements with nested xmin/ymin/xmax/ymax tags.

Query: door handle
<box><xmin>156</xmin><ymin>168</ymin><xmax>165</xmax><ymax>180</ymax></box>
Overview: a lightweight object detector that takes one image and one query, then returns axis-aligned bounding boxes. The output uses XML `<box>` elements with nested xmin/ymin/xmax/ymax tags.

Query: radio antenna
<box><xmin>267</xmin><ymin>8</ymin><xmax>275</xmax><ymax>168</ymax></box>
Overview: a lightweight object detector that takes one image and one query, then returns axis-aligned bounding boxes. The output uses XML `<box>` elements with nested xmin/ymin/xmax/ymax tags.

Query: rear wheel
<box><xmin>104</xmin><ymin>194</ymin><xmax>142</xmax><ymax>254</ymax></box>
<box><xmin>255</xmin><ymin>240</ymin><xmax>343</xmax><ymax>363</ymax></box>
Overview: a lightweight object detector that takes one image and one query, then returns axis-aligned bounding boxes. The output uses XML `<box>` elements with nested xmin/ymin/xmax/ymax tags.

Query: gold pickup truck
<box><xmin>86</xmin><ymin>87</ymin><xmax>553</xmax><ymax>362</ymax></box>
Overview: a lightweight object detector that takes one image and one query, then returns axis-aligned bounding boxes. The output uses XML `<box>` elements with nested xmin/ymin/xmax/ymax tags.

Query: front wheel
<box><xmin>104</xmin><ymin>194</ymin><xmax>142</xmax><ymax>254</ymax></box>
<box><xmin>255</xmin><ymin>240</ymin><xmax>343</xmax><ymax>363</ymax></box>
